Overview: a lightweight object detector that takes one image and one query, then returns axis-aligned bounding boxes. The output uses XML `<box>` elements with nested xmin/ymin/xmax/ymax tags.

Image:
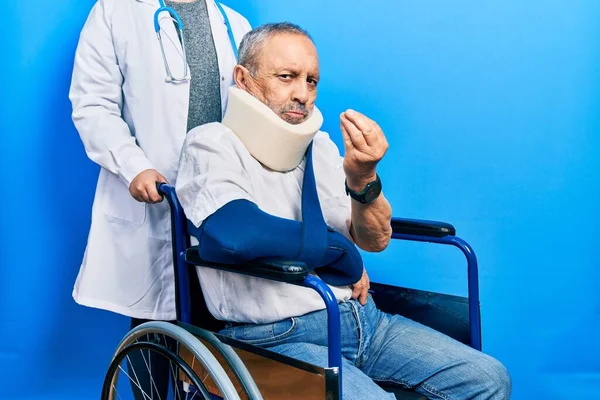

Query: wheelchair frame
<box><xmin>148</xmin><ymin>183</ymin><xmax>482</xmax><ymax>399</ymax></box>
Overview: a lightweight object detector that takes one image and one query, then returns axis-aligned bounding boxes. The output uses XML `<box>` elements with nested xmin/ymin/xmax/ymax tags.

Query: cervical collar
<box><xmin>222</xmin><ymin>86</ymin><xmax>323</xmax><ymax>172</ymax></box>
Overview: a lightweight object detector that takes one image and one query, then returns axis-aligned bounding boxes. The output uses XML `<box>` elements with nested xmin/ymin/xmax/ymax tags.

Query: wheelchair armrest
<box><xmin>185</xmin><ymin>246</ymin><xmax>309</xmax><ymax>283</ymax></box>
<box><xmin>391</xmin><ymin>217</ymin><xmax>456</xmax><ymax>237</ymax></box>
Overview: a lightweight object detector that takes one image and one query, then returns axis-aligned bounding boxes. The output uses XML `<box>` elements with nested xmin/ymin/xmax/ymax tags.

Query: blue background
<box><xmin>1</xmin><ymin>0</ymin><xmax>598</xmax><ymax>399</ymax></box>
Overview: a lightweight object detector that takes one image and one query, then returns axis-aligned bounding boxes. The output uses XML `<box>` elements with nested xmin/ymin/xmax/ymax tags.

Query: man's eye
<box><xmin>279</xmin><ymin>74</ymin><xmax>293</xmax><ymax>80</ymax></box>
<box><xmin>308</xmin><ymin>78</ymin><xmax>318</xmax><ymax>87</ymax></box>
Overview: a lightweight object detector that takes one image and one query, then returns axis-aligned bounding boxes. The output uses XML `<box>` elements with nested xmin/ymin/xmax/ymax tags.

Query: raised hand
<box><xmin>340</xmin><ymin>109</ymin><xmax>388</xmax><ymax>190</ymax></box>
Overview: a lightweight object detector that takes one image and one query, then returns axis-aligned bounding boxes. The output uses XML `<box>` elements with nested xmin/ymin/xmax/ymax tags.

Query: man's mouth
<box><xmin>284</xmin><ymin>111</ymin><xmax>307</xmax><ymax>118</ymax></box>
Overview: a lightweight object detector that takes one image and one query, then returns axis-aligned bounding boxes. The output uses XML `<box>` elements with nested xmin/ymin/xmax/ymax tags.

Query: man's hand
<box><xmin>351</xmin><ymin>268</ymin><xmax>370</xmax><ymax>306</ymax></box>
<box><xmin>340</xmin><ymin>109</ymin><xmax>389</xmax><ymax>191</ymax></box>
<box><xmin>129</xmin><ymin>169</ymin><xmax>168</xmax><ymax>203</ymax></box>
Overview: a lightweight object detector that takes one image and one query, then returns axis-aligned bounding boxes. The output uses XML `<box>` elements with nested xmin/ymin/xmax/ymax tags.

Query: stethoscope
<box><xmin>153</xmin><ymin>0</ymin><xmax>238</xmax><ymax>83</ymax></box>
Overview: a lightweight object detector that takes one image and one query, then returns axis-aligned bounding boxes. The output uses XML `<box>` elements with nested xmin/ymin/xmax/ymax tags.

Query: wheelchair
<box><xmin>101</xmin><ymin>183</ymin><xmax>483</xmax><ymax>400</ymax></box>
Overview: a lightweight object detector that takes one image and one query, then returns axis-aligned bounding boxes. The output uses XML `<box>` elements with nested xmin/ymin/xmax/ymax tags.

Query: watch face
<box><xmin>346</xmin><ymin>176</ymin><xmax>382</xmax><ymax>204</ymax></box>
<box><xmin>365</xmin><ymin>182</ymin><xmax>382</xmax><ymax>203</ymax></box>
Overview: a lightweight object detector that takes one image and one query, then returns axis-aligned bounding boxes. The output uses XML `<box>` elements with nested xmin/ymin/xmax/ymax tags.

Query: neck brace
<box><xmin>222</xmin><ymin>86</ymin><xmax>323</xmax><ymax>172</ymax></box>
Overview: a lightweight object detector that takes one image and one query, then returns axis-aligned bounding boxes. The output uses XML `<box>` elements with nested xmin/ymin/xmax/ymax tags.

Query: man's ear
<box><xmin>233</xmin><ymin>65</ymin><xmax>251</xmax><ymax>90</ymax></box>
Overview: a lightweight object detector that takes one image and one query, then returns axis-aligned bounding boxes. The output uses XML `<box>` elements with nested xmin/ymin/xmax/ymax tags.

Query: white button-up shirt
<box><xmin>176</xmin><ymin>123</ymin><xmax>354</xmax><ymax>324</ymax></box>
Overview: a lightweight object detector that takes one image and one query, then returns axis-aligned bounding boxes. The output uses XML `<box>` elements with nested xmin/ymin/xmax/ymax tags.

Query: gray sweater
<box><xmin>166</xmin><ymin>0</ymin><xmax>222</xmax><ymax>132</ymax></box>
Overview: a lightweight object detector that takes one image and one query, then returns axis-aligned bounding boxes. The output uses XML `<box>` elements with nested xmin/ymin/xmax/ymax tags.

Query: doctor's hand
<box><xmin>340</xmin><ymin>110</ymin><xmax>388</xmax><ymax>190</ymax></box>
<box><xmin>129</xmin><ymin>169</ymin><xmax>168</xmax><ymax>203</ymax></box>
<box><xmin>351</xmin><ymin>268</ymin><xmax>370</xmax><ymax>306</ymax></box>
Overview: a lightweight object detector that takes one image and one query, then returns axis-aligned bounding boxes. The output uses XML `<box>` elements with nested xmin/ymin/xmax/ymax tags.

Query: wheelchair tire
<box><xmin>192</xmin><ymin>328</ymin><xmax>264</xmax><ymax>400</ymax></box>
<box><xmin>102</xmin><ymin>321</ymin><xmax>242</xmax><ymax>400</ymax></box>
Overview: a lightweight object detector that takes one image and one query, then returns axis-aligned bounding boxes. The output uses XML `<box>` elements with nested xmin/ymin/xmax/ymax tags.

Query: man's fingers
<box><xmin>351</xmin><ymin>285</ymin><xmax>362</xmax><ymax>300</ymax></box>
<box><xmin>128</xmin><ymin>169</ymin><xmax>169</xmax><ymax>203</ymax></box>
<box><xmin>349</xmin><ymin>110</ymin><xmax>381</xmax><ymax>147</ymax></box>
<box><xmin>154</xmin><ymin>173</ymin><xmax>168</xmax><ymax>202</ymax></box>
<box><xmin>139</xmin><ymin>187</ymin><xmax>152</xmax><ymax>203</ymax></box>
<box><xmin>344</xmin><ymin>109</ymin><xmax>373</xmax><ymax>132</ymax></box>
<box><xmin>340</xmin><ymin>123</ymin><xmax>355</xmax><ymax>150</ymax></box>
<box><xmin>359</xmin><ymin>287</ymin><xmax>369</xmax><ymax>306</ymax></box>
<box><xmin>341</xmin><ymin>113</ymin><xmax>368</xmax><ymax>150</ymax></box>
<box><xmin>131</xmin><ymin>193</ymin><xmax>144</xmax><ymax>202</ymax></box>
<box><xmin>361</xmin><ymin>269</ymin><xmax>370</xmax><ymax>305</ymax></box>
<box><xmin>352</xmin><ymin>269</ymin><xmax>370</xmax><ymax>304</ymax></box>
<box><xmin>130</xmin><ymin>185</ymin><xmax>145</xmax><ymax>202</ymax></box>
<box><xmin>362</xmin><ymin>121</ymin><xmax>381</xmax><ymax>147</ymax></box>
<box><xmin>344</xmin><ymin>110</ymin><xmax>382</xmax><ymax>148</ymax></box>
<box><xmin>146</xmin><ymin>181</ymin><xmax>163</xmax><ymax>203</ymax></box>
<box><xmin>156</xmin><ymin>173</ymin><xmax>169</xmax><ymax>184</ymax></box>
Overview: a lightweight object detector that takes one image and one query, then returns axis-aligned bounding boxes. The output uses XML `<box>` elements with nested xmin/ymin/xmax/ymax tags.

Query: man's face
<box><xmin>238</xmin><ymin>33</ymin><xmax>319</xmax><ymax>125</ymax></box>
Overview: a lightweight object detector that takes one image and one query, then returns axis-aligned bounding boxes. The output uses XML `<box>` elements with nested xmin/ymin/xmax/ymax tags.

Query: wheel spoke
<box><xmin>104</xmin><ymin>324</ymin><xmax>238</xmax><ymax>400</ymax></box>
<box><xmin>169</xmin><ymin>355</ymin><xmax>182</xmax><ymax>400</ymax></box>
<box><xmin>119</xmin><ymin>362</ymin><xmax>153</xmax><ymax>400</ymax></box>
<box><xmin>139</xmin><ymin>345</ymin><xmax>162</xmax><ymax>400</ymax></box>
<box><xmin>111</xmin><ymin>384</ymin><xmax>124</xmax><ymax>400</ymax></box>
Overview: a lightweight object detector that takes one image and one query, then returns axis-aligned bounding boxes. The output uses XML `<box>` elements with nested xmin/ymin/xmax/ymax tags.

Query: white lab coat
<box><xmin>69</xmin><ymin>0</ymin><xmax>251</xmax><ymax>320</ymax></box>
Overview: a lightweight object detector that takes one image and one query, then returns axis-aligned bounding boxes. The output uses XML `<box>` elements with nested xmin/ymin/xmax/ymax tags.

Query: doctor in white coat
<box><xmin>69</xmin><ymin>1</ymin><xmax>250</xmax><ymax>396</ymax></box>
<box><xmin>69</xmin><ymin>0</ymin><xmax>250</xmax><ymax>320</ymax></box>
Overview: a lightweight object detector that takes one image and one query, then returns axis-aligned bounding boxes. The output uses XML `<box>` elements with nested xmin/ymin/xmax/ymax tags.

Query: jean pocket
<box><xmin>234</xmin><ymin>318</ymin><xmax>298</xmax><ymax>346</ymax></box>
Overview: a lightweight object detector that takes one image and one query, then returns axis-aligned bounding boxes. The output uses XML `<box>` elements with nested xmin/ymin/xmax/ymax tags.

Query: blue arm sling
<box><xmin>188</xmin><ymin>142</ymin><xmax>364</xmax><ymax>286</ymax></box>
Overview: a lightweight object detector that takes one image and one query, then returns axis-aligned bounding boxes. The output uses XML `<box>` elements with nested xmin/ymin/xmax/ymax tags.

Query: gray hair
<box><xmin>238</xmin><ymin>22</ymin><xmax>313</xmax><ymax>76</ymax></box>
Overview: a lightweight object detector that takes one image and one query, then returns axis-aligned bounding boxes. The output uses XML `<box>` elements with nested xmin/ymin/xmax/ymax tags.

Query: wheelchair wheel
<box><xmin>102</xmin><ymin>321</ymin><xmax>242</xmax><ymax>400</ymax></box>
<box><xmin>191</xmin><ymin>328</ymin><xmax>264</xmax><ymax>400</ymax></box>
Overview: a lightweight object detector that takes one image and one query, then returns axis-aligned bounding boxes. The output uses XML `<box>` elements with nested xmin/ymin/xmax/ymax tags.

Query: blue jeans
<box><xmin>219</xmin><ymin>296</ymin><xmax>511</xmax><ymax>400</ymax></box>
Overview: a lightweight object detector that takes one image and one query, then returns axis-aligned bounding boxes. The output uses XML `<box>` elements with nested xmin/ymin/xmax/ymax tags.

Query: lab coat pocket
<box><xmin>101</xmin><ymin>171</ymin><xmax>147</xmax><ymax>226</ymax></box>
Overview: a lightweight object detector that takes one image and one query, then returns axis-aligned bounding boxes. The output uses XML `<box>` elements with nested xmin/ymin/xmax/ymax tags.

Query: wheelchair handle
<box><xmin>156</xmin><ymin>181</ymin><xmax>171</xmax><ymax>202</ymax></box>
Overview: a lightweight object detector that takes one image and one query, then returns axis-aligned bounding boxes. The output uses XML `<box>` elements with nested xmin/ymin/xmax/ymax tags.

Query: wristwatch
<box><xmin>345</xmin><ymin>174</ymin><xmax>382</xmax><ymax>204</ymax></box>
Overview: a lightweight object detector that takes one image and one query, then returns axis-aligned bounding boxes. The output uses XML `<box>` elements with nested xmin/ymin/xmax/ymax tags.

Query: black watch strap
<box><xmin>345</xmin><ymin>174</ymin><xmax>382</xmax><ymax>204</ymax></box>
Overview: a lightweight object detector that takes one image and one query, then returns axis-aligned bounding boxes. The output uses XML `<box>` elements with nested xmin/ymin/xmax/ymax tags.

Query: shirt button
<box><xmin>221</xmin><ymin>76</ymin><xmax>225</xmax><ymax>81</ymax></box>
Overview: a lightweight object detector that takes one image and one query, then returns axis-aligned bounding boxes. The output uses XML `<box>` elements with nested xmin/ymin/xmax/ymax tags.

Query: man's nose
<box><xmin>292</xmin><ymin>80</ymin><xmax>310</xmax><ymax>104</ymax></box>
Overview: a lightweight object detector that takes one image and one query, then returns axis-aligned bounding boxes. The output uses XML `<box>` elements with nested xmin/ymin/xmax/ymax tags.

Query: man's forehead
<box><xmin>260</xmin><ymin>34</ymin><xmax>319</xmax><ymax>71</ymax></box>
<box><xmin>267</xmin><ymin>61</ymin><xmax>319</xmax><ymax>74</ymax></box>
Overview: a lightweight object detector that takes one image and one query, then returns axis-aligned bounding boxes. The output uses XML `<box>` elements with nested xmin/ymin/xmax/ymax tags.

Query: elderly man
<box><xmin>176</xmin><ymin>22</ymin><xmax>511</xmax><ymax>400</ymax></box>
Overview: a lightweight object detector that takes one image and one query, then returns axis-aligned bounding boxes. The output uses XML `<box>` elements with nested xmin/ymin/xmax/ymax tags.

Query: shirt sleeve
<box><xmin>69</xmin><ymin>0</ymin><xmax>154</xmax><ymax>186</ymax></box>
<box><xmin>176</xmin><ymin>124</ymin><xmax>256</xmax><ymax>228</ymax></box>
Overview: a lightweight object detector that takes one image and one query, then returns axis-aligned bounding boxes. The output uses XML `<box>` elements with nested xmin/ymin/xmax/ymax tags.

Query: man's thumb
<box><xmin>157</xmin><ymin>173</ymin><xmax>169</xmax><ymax>184</ymax></box>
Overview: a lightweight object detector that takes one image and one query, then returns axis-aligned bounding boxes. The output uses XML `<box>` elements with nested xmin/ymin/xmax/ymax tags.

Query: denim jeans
<box><xmin>219</xmin><ymin>296</ymin><xmax>511</xmax><ymax>400</ymax></box>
